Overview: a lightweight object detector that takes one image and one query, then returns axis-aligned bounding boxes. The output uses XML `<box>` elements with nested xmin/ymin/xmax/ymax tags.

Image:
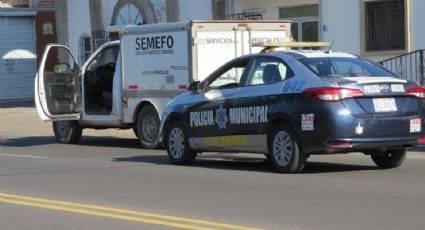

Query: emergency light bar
<box><xmin>253</xmin><ymin>41</ymin><xmax>332</xmax><ymax>48</ymax></box>
<box><xmin>253</xmin><ymin>42</ymin><xmax>333</xmax><ymax>53</ymax></box>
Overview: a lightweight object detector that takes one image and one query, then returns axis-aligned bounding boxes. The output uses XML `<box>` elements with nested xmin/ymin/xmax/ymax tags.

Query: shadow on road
<box><xmin>113</xmin><ymin>154</ymin><xmax>378</xmax><ymax>174</ymax></box>
<box><xmin>0</xmin><ymin>135</ymin><xmax>141</xmax><ymax>149</ymax></box>
<box><xmin>0</xmin><ymin>136</ymin><xmax>57</xmax><ymax>147</ymax></box>
<box><xmin>79</xmin><ymin>137</ymin><xmax>141</xmax><ymax>149</ymax></box>
<box><xmin>410</xmin><ymin>146</ymin><xmax>425</xmax><ymax>152</ymax></box>
<box><xmin>1</xmin><ymin>136</ymin><xmax>379</xmax><ymax>174</ymax></box>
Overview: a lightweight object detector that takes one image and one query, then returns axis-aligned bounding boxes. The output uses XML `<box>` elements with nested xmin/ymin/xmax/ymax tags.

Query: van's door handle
<box><xmin>262</xmin><ymin>96</ymin><xmax>276</xmax><ymax>102</ymax></box>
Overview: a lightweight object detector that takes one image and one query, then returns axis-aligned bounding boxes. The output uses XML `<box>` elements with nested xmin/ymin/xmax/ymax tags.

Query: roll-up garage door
<box><xmin>0</xmin><ymin>14</ymin><xmax>36</xmax><ymax>100</ymax></box>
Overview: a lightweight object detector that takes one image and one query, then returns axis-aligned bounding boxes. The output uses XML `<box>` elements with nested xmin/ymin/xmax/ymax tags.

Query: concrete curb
<box><xmin>0</xmin><ymin>99</ymin><xmax>35</xmax><ymax>108</ymax></box>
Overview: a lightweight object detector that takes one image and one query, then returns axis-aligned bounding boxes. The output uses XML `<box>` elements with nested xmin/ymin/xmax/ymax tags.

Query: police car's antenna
<box><xmin>326</xmin><ymin>41</ymin><xmax>334</xmax><ymax>53</ymax></box>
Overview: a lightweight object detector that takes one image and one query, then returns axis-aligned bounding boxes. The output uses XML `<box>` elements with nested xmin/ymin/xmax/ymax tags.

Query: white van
<box><xmin>35</xmin><ymin>20</ymin><xmax>291</xmax><ymax>148</ymax></box>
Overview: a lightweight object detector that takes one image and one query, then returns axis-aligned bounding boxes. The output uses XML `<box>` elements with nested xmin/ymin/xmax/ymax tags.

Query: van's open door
<box><xmin>35</xmin><ymin>44</ymin><xmax>82</xmax><ymax>121</ymax></box>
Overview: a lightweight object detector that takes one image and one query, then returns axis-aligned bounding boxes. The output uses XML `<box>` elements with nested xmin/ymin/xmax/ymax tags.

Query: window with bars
<box><xmin>365</xmin><ymin>0</ymin><xmax>405</xmax><ymax>52</ymax></box>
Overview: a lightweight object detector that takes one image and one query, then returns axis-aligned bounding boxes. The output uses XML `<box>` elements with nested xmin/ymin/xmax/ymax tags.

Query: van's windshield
<box><xmin>300</xmin><ymin>57</ymin><xmax>395</xmax><ymax>78</ymax></box>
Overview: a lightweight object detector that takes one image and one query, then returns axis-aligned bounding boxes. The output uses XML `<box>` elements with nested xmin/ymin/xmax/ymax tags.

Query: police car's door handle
<box><xmin>262</xmin><ymin>96</ymin><xmax>276</xmax><ymax>101</ymax></box>
<box><xmin>223</xmin><ymin>100</ymin><xmax>233</xmax><ymax>107</ymax></box>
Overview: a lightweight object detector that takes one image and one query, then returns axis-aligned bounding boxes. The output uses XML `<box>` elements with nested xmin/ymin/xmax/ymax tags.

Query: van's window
<box><xmin>301</xmin><ymin>57</ymin><xmax>395</xmax><ymax>78</ymax></box>
<box><xmin>87</xmin><ymin>46</ymin><xmax>120</xmax><ymax>71</ymax></box>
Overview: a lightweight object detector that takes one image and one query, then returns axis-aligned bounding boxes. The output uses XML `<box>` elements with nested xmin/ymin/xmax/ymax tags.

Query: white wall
<box><xmin>101</xmin><ymin>0</ymin><xmax>119</xmax><ymax>27</ymax></box>
<box><xmin>320</xmin><ymin>0</ymin><xmax>360</xmax><ymax>54</ymax></box>
<box><xmin>67</xmin><ymin>0</ymin><xmax>92</xmax><ymax>57</ymax></box>
<box><xmin>233</xmin><ymin>0</ymin><xmax>318</xmax><ymax>20</ymax></box>
<box><xmin>410</xmin><ymin>0</ymin><xmax>425</xmax><ymax>51</ymax></box>
<box><xmin>179</xmin><ymin>0</ymin><xmax>213</xmax><ymax>21</ymax></box>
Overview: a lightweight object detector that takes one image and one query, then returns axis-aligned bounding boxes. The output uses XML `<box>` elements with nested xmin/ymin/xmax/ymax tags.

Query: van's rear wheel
<box><xmin>137</xmin><ymin>105</ymin><xmax>160</xmax><ymax>149</ymax></box>
<box><xmin>52</xmin><ymin>120</ymin><xmax>82</xmax><ymax>144</ymax></box>
<box><xmin>371</xmin><ymin>149</ymin><xmax>406</xmax><ymax>169</ymax></box>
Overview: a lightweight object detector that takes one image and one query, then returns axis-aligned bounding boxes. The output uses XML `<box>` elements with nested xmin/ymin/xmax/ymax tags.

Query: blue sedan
<box><xmin>160</xmin><ymin>49</ymin><xmax>425</xmax><ymax>173</ymax></box>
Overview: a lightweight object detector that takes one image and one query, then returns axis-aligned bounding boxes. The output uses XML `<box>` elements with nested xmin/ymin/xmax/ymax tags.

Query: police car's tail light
<box><xmin>303</xmin><ymin>87</ymin><xmax>365</xmax><ymax>102</ymax></box>
<box><xmin>405</xmin><ymin>86</ymin><xmax>425</xmax><ymax>99</ymax></box>
<box><xmin>325</xmin><ymin>140</ymin><xmax>352</xmax><ymax>148</ymax></box>
<box><xmin>417</xmin><ymin>137</ymin><xmax>425</xmax><ymax>144</ymax></box>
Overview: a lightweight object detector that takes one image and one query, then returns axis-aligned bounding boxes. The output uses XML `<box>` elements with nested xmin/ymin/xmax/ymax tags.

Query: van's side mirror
<box><xmin>53</xmin><ymin>63</ymin><xmax>71</xmax><ymax>73</ymax></box>
<box><xmin>188</xmin><ymin>81</ymin><xmax>200</xmax><ymax>92</ymax></box>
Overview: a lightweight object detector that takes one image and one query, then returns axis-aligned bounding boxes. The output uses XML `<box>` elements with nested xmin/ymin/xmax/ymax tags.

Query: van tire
<box><xmin>52</xmin><ymin>120</ymin><xmax>82</xmax><ymax>144</ymax></box>
<box><xmin>137</xmin><ymin>105</ymin><xmax>160</xmax><ymax>149</ymax></box>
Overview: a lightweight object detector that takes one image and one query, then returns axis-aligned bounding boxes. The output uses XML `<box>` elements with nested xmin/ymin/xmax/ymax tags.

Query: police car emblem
<box><xmin>215</xmin><ymin>105</ymin><xmax>228</xmax><ymax>129</ymax></box>
<box><xmin>380</xmin><ymin>84</ymin><xmax>391</xmax><ymax>93</ymax></box>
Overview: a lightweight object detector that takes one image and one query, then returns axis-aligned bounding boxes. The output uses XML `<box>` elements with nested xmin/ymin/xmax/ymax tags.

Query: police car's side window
<box><xmin>245</xmin><ymin>57</ymin><xmax>293</xmax><ymax>86</ymax></box>
<box><xmin>207</xmin><ymin>59</ymin><xmax>248</xmax><ymax>90</ymax></box>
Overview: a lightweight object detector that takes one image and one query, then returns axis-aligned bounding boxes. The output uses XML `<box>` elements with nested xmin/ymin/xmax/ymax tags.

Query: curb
<box><xmin>0</xmin><ymin>99</ymin><xmax>35</xmax><ymax>108</ymax></box>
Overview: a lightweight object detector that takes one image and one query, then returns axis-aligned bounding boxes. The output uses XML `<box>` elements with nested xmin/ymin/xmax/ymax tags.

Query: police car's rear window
<box><xmin>300</xmin><ymin>57</ymin><xmax>395</xmax><ymax>78</ymax></box>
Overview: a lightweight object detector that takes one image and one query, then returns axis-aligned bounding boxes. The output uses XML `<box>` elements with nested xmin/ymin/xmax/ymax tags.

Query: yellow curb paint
<box><xmin>0</xmin><ymin>193</ymin><xmax>261</xmax><ymax>230</ymax></box>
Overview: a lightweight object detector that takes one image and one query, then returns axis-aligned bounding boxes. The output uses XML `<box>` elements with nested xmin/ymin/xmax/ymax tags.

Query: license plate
<box><xmin>373</xmin><ymin>98</ymin><xmax>397</xmax><ymax>112</ymax></box>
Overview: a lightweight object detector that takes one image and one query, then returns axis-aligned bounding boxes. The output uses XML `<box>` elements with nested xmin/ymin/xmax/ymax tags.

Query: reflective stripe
<box><xmin>123</xmin><ymin>89</ymin><xmax>184</xmax><ymax>99</ymax></box>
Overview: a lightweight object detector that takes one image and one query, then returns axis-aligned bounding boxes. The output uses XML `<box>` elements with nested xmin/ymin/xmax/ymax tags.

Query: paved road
<box><xmin>1</xmin><ymin>107</ymin><xmax>425</xmax><ymax>230</ymax></box>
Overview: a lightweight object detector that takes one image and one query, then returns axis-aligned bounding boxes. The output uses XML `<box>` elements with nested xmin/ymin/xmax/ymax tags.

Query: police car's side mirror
<box><xmin>188</xmin><ymin>81</ymin><xmax>200</xmax><ymax>93</ymax></box>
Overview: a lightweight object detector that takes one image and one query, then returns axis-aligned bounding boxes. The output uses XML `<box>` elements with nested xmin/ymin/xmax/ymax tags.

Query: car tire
<box><xmin>137</xmin><ymin>105</ymin><xmax>160</xmax><ymax>149</ymax></box>
<box><xmin>165</xmin><ymin>120</ymin><xmax>197</xmax><ymax>164</ymax></box>
<box><xmin>268</xmin><ymin>124</ymin><xmax>307</xmax><ymax>173</ymax></box>
<box><xmin>52</xmin><ymin>120</ymin><xmax>82</xmax><ymax>144</ymax></box>
<box><xmin>371</xmin><ymin>149</ymin><xmax>406</xmax><ymax>169</ymax></box>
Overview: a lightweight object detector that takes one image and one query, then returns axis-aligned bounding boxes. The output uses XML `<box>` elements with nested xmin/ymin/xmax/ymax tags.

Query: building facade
<box><xmin>0</xmin><ymin>0</ymin><xmax>57</xmax><ymax>101</ymax></box>
<box><xmin>56</xmin><ymin>0</ymin><xmax>228</xmax><ymax>64</ymax></box>
<box><xmin>0</xmin><ymin>0</ymin><xmax>37</xmax><ymax>100</ymax></box>
<box><xmin>230</xmin><ymin>0</ymin><xmax>425</xmax><ymax>62</ymax></box>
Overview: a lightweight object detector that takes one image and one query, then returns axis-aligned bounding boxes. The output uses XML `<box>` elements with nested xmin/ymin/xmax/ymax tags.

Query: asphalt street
<box><xmin>1</xmin><ymin>107</ymin><xmax>425</xmax><ymax>230</ymax></box>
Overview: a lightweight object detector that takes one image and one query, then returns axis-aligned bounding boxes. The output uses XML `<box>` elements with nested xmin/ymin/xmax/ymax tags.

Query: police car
<box><xmin>160</xmin><ymin>42</ymin><xmax>425</xmax><ymax>173</ymax></box>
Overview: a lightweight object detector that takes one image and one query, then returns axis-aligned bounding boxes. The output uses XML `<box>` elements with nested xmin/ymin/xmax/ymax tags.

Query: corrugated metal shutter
<box><xmin>0</xmin><ymin>16</ymin><xmax>36</xmax><ymax>100</ymax></box>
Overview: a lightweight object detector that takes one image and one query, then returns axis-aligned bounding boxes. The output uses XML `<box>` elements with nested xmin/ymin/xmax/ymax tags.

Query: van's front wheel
<box><xmin>137</xmin><ymin>105</ymin><xmax>160</xmax><ymax>149</ymax></box>
<box><xmin>52</xmin><ymin>120</ymin><xmax>82</xmax><ymax>144</ymax></box>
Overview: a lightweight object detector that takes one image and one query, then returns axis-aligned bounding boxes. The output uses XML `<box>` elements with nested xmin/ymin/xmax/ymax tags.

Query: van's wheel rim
<box><xmin>57</xmin><ymin>121</ymin><xmax>70</xmax><ymax>137</ymax></box>
<box><xmin>273</xmin><ymin>131</ymin><xmax>293</xmax><ymax>167</ymax></box>
<box><xmin>169</xmin><ymin>127</ymin><xmax>185</xmax><ymax>159</ymax></box>
<box><xmin>142</xmin><ymin>113</ymin><xmax>158</xmax><ymax>143</ymax></box>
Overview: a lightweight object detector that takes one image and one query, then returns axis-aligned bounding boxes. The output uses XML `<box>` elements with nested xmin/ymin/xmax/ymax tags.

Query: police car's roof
<box><xmin>277</xmin><ymin>50</ymin><xmax>358</xmax><ymax>59</ymax></box>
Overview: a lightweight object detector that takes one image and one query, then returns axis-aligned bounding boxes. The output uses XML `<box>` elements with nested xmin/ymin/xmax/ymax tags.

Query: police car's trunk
<box><xmin>334</xmin><ymin>77</ymin><xmax>423</xmax><ymax>119</ymax></box>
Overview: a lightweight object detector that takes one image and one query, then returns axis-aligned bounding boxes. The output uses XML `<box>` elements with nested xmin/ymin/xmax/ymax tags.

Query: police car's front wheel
<box><xmin>268</xmin><ymin>124</ymin><xmax>307</xmax><ymax>173</ymax></box>
<box><xmin>165</xmin><ymin>121</ymin><xmax>197</xmax><ymax>164</ymax></box>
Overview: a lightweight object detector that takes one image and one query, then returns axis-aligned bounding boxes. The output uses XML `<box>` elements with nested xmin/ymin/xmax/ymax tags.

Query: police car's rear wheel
<box><xmin>137</xmin><ymin>105</ymin><xmax>159</xmax><ymax>149</ymax></box>
<box><xmin>371</xmin><ymin>149</ymin><xmax>406</xmax><ymax>169</ymax></box>
<box><xmin>52</xmin><ymin>120</ymin><xmax>82</xmax><ymax>144</ymax></box>
<box><xmin>268</xmin><ymin>124</ymin><xmax>306</xmax><ymax>173</ymax></box>
<box><xmin>166</xmin><ymin>121</ymin><xmax>196</xmax><ymax>164</ymax></box>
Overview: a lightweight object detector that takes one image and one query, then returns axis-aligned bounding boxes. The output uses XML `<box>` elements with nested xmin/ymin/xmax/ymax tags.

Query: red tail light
<box><xmin>325</xmin><ymin>140</ymin><xmax>352</xmax><ymax>148</ymax></box>
<box><xmin>417</xmin><ymin>137</ymin><xmax>425</xmax><ymax>144</ymax></box>
<box><xmin>405</xmin><ymin>86</ymin><xmax>425</xmax><ymax>99</ymax></box>
<box><xmin>303</xmin><ymin>87</ymin><xmax>365</xmax><ymax>102</ymax></box>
